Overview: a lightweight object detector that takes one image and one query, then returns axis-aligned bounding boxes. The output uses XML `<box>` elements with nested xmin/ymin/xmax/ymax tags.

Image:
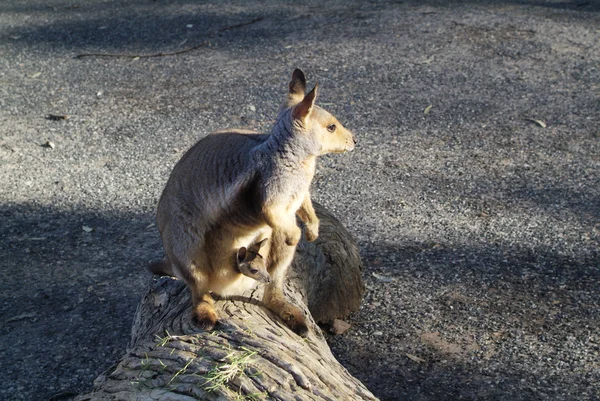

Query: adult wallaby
<box><xmin>154</xmin><ymin>69</ymin><xmax>355</xmax><ymax>334</ymax></box>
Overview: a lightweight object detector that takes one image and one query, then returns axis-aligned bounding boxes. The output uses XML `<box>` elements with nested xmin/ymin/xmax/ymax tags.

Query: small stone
<box><xmin>373</xmin><ymin>331</ymin><xmax>384</xmax><ymax>336</ymax></box>
<box><xmin>330</xmin><ymin>319</ymin><xmax>352</xmax><ymax>335</ymax></box>
<box><xmin>372</xmin><ymin>272</ymin><xmax>393</xmax><ymax>283</ymax></box>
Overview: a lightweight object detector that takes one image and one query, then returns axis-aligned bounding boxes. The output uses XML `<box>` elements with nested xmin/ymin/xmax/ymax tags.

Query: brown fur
<box><xmin>149</xmin><ymin>238</ymin><xmax>270</xmax><ymax>283</ymax></box>
<box><xmin>154</xmin><ymin>69</ymin><xmax>355</xmax><ymax>334</ymax></box>
<box><xmin>236</xmin><ymin>238</ymin><xmax>271</xmax><ymax>283</ymax></box>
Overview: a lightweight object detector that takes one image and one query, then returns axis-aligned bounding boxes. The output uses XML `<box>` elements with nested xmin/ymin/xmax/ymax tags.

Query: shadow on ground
<box><xmin>5</xmin><ymin>194</ymin><xmax>597</xmax><ymax>400</ymax></box>
<box><xmin>5</xmin><ymin>0</ymin><xmax>598</xmax><ymax>59</ymax></box>
<box><xmin>0</xmin><ymin>203</ymin><xmax>158</xmax><ymax>400</ymax></box>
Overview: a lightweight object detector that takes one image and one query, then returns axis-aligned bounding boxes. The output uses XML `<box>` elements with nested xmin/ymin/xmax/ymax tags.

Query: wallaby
<box><xmin>154</xmin><ymin>68</ymin><xmax>355</xmax><ymax>334</ymax></box>
<box><xmin>150</xmin><ymin>238</ymin><xmax>270</xmax><ymax>283</ymax></box>
<box><xmin>236</xmin><ymin>238</ymin><xmax>270</xmax><ymax>284</ymax></box>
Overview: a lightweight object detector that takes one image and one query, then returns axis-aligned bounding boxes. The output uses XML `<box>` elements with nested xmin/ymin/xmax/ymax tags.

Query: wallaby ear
<box><xmin>255</xmin><ymin>238</ymin><xmax>268</xmax><ymax>250</ymax></box>
<box><xmin>289</xmin><ymin>69</ymin><xmax>306</xmax><ymax>96</ymax></box>
<box><xmin>286</xmin><ymin>69</ymin><xmax>307</xmax><ymax>107</ymax></box>
<box><xmin>237</xmin><ymin>247</ymin><xmax>247</xmax><ymax>263</ymax></box>
<box><xmin>292</xmin><ymin>83</ymin><xmax>318</xmax><ymax>122</ymax></box>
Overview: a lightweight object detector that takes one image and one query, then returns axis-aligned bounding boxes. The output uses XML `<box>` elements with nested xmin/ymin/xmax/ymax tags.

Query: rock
<box><xmin>331</xmin><ymin>319</ymin><xmax>352</xmax><ymax>335</ymax></box>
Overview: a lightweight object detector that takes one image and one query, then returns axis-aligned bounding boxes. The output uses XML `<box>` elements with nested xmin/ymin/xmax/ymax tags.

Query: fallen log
<box><xmin>76</xmin><ymin>202</ymin><xmax>375</xmax><ymax>401</ymax></box>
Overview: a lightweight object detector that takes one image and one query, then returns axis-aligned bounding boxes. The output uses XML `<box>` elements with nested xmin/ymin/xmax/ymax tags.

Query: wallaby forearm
<box><xmin>296</xmin><ymin>194</ymin><xmax>319</xmax><ymax>242</ymax></box>
<box><xmin>262</xmin><ymin>204</ymin><xmax>302</xmax><ymax>246</ymax></box>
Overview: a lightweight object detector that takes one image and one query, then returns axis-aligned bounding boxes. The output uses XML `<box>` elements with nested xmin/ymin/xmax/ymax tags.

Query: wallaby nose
<box><xmin>348</xmin><ymin>135</ymin><xmax>357</xmax><ymax>151</ymax></box>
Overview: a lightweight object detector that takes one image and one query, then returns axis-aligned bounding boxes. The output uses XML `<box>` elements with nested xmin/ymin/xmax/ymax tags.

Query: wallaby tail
<box><xmin>148</xmin><ymin>259</ymin><xmax>175</xmax><ymax>277</ymax></box>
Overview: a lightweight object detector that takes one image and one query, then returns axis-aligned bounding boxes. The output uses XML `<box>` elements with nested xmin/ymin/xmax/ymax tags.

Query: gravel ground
<box><xmin>1</xmin><ymin>1</ymin><xmax>599</xmax><ymax>400</ymax></box>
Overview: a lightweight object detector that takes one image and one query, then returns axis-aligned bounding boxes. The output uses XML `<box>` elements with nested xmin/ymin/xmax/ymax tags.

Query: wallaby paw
<box><xmin>285</xmin><ymin>226</ymin><xmax>302</xmax><ymax>246</ymax></box>
<box><xmin>192</xmin><ymin>304</ymin><xmax>219</xmax><ymax>331</ymax></box>
<box><xmin>304</xmin><ymin>220</ymin><xmax>319</xmax><ymax>242</ymax></box>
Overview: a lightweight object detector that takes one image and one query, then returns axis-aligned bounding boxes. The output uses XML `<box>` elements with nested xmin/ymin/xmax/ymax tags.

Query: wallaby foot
<box><xmin>192</xmin><ymin>293</ymin><xmax>218</xmax><ymax>331</ymax></box>
<box><xmin>279</xmin><ymin>303</ymin><xmax>309</xmax><ymax>336</ymax></box>
<box><xmin>264</xmin><ymin>289</ymin><xmax>308</xmax><ymax>336</ymax></box>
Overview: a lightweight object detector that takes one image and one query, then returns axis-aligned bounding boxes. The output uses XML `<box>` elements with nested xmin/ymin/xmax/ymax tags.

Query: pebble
<box><xmin>331</xmin><ymin>319</ymin><xmax>352</xmax><ymax>335</ymax></box>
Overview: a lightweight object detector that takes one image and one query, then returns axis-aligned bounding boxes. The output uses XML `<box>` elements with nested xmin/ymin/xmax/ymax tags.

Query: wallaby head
<box><xmin>236</xmin><ymin>238</ymin><xmax>270</xmax><ymax>283</ymax></box>
<box><xmin>279</xmin><ymin>69</ymin><xmax>356</xmax><ymax>156</ymax></box>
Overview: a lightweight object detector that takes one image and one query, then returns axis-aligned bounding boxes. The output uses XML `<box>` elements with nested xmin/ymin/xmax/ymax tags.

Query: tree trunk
<box><xmin>76</xmin><ymin>202</ymin><xmax>375</xmax><ymax>401</ymax></box>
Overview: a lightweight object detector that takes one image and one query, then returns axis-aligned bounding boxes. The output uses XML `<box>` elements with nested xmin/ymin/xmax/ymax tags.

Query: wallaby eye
<box><xmin>326</xmin><ymin>124</ymin><xmax>337</xmax><ymax>133</ymax></box>
<box><xmin>250</xmin><ymin>268</ymin><xmax>259</xmax><ymax>275</ymax></box>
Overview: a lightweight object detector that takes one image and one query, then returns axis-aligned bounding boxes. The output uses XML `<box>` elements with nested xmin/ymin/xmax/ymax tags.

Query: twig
<box><xmin>74</xmin><ymin>16</ymin><xmax>265</xmax><ymax>60</ymax></box>
<box><xmin>218</xmin><ymin>16</ymin><xmax>264</xmax><ymax>32</ymax></box>
<box><xmin>75</xmin><ymin>41</ymin><xmax>209</xmax><ymax>59</ymax></box>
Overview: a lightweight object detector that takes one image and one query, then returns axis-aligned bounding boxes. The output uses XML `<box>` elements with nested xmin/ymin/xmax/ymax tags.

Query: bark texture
<box><xmin>76</xmin><ymin>203</ymin><xmax>373</xmax><ymax>401</ymax></box>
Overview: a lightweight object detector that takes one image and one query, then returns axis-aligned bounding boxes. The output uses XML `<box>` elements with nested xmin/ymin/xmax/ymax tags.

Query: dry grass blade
<box><xmin>202</xmin><ymin>348</ymin><xmax>257</xmax><ymax>392</ymax></box>
<box><xmin>525</xmin><ymin>118</ymin><xmax>547</xmax><ymax>128</ymax></box>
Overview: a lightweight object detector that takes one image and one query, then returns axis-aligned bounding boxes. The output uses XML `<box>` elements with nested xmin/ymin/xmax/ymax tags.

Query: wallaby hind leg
<box><xmin>167</xmin><ymin>251</ymin><xmax>219</xmax><ymax>331</ymax></box>
<box><xmin>191</xmin><ymin>291</ymin><xmax>218</xmax><ymax>331</ymax></box>
<box><xmin>263</xmin><ymin>230</ymin><xmax>308</xmax><ymax>336</ymax></box>
<box><xmin>185</xmin><ymin>269</ymin><xmax>218</xmax><ymax>330</ymax></box>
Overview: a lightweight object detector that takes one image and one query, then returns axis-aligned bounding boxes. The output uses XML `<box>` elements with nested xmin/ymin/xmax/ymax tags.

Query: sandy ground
<box><xmin>1</xmin><ymin>1</ymin><xmax>599</xmax><ymax>400</ymax></box>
